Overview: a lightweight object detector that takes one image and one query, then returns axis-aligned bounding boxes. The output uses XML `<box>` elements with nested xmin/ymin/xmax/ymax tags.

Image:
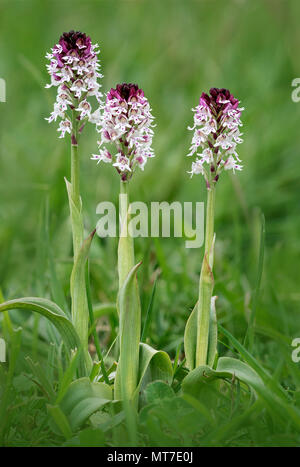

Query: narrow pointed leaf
<box><xmin>70</xmin><ymin>230</ymin><xmax>96</xmax><ymax>371</ymax></box>
<box><xmin>184</xmin><ymin>302</ymin><xmax>197</xmax><ymax>371</ymax></box>
<box><xmin>114</xmin><ymin>262</ymin><xmax>141</xmax><ymax>401</ymax></box>
<box><xmin>207</xmin><ymin>296</ymin><xmax>218</xmax><ymax>367</ymax></box>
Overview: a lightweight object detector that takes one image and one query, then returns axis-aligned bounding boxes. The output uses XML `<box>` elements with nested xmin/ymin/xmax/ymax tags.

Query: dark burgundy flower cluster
<box><xmin>200</xmin><ymin>88</ymin><xmax>240</xmax><ymax>115</ymax></box>
<box><xmin>55</xmin><ymin>31</ymin><xmax>93</xmax><ymax>68</ymax></box>
<box><xmin>108</xmin><ymin>83</ymin><xmax>144</xmax><ymax>102</ymax></box>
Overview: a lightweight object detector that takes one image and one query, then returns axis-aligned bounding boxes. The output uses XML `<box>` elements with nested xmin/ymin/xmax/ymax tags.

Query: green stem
<box><xmin>196</xmin><ymin>184</ymin><xmax>216</xmax><ymax>367</ymax></box>
<box><xmin>70</xmin><ymin>112</ymin><xmax>84</xmax><ymax>261</ymax></box>
<box><xmin>69</xmin><ymin>110</ymin><xmax>89</xmax><ymax>367</ymax></box>
<box><xmin>118</xmin><ymin>180</ymin><xmax>135</xmax><ymax>289</ymax></box>
<box><xmin>116</xmin><ymin>180</ymin><xmax>141</xmax><ymax>401</ymax></box>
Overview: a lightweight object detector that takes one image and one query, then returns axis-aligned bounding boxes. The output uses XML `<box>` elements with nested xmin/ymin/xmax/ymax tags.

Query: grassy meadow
<box><xmin>0</xmin><ymin>0</ymin><xmax>300</xmax><ymax>447</ymax></box>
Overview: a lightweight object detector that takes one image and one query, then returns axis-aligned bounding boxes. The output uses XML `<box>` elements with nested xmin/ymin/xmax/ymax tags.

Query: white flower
<box><xmin>91</xmin><ymin>149</ymin><xmax>112</xmax><ymax>164</ymax></box>
<box><xmin>57</xmin><ymin>119</ymin><xmax>72</xmax><ymax>138</ymax></box>
<box><xmin>113</xmin><ymin>154</ymin><xmax>131</xmax><ymax>172</ymax></box>
<box><xmin>76</xmin><ymin>100</ymin><xmax>92</xmax><ymax>119</ymax></box>
<box><xmin>188</xmin><ymin>159</ymin><xmax>206</xmax><ymax>178</ymax></box>
<box><xmin>224</xmin><ymin>155</ymin><xmax>243</xmax><ymax>172</ymax></box>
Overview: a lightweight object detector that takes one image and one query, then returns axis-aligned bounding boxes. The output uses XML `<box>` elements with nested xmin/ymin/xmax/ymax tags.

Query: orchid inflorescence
<box><xmin>187</xmin><ymin>88</ymin><xmax>244</xmax><ymax>187</ymax></box>
<box><xmin>45</xmin><ymin>30</ymin><xmax>103</xmax><ymax>140</ymax></box>
<box><xmin>91</xmin><ymin>83</ymin><xmax>155</xmax><ymax>181</ymax></box>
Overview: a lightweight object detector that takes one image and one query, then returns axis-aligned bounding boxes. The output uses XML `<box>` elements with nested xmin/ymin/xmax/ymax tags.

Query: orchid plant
<box><xmin>184</xmin><ymin>87</ymin><xmax>244</xmax><ymax>370</ymax></box>
<box><xmin>44</xmin><ymin>30</ymin><xmax>103</xmax><ymax>368</ymax></box>
<box><xmin>92</xmin><ymin>83</ymin><xmax>171</xmax><ymax>402</ymax></box>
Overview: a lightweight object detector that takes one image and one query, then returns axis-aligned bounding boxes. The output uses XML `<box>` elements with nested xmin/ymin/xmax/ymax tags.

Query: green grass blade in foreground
<box><xmin>219</xmin><ymin>324</ymin><xmax>290</xmax><ymax>402</ymax></box>
<box><xmin>47</xmin><ymin>405</ymin><xmax>73</xmax><ymax>440</ymax></box>
<box><xmin>55</xmin><ymin>348</ymin><xmax>82</xmax><ymax>404</ymax></box>
<box><xmin>141</xmin><ymin>278</ymin><xmax>157</xmax><ymax>342</ymax></box>
<box><xmin>85</xmin><ymin>261</ymin><xmax>110</xmax><ymax>385</ymax></box>
<box><xmin>0</xmin><ymin>297</ymin><xmax>86</xmax><ymax>377</ymax></box>
<box><xmin>244</xmin><ymin>212</ymin><xmax>265</xmax><ymax>351</ymax></box>
<box><xmin>26</xmin><ymin>356</ymin><xmax>57</xmax><ymax>401</ymax></box>
<box><xmin>183</xmin><ymin>357</ymin><xmax>300</xmax><ymax>430</ymax></box>
<box><xmin>0</xmin><ymin>305</ymin><xmax>22</xmax><ymax>443</ymax></box>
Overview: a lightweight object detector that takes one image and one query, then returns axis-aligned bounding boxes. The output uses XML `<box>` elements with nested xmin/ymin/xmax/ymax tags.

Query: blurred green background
<box><xmin>0</xmin><ymin>0</ymin><xmax>299</xmax><ymax>368</ymax></box>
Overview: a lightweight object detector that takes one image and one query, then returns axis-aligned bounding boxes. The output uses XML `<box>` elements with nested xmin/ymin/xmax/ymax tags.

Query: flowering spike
<box><xmin>91</xmin><ymin>83</ymin><xmax>155</xmax><ymax>180</ymax></box>
<box><xmin>45</xmin><ymin>30</ymin><xmax>103</xmax><ymax>138</ymax></box>
<box><xmin>187</xmin><ymin>88</ymin><xmax>244</xmax><ymax>184</ymax></box>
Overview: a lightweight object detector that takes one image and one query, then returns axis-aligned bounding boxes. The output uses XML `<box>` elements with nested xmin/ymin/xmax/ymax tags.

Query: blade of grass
<box><xmin>85</xmin><ymin>261</ymin><xmax>110</xmax><ymax>385</ymax></box>
<box><xmin>244</xmin><ymin>212</ymin><xmax>265</xmax><ymax>351</ymax></box>
<box><xmin>219</xmin><ymin>324</ymin><xmax>289</xmax><ymax>402</ymax></box>
<box><xmin>141</xmin><ymin>278</ymin><xmax>157</xmax><ymax>342</ymax></box>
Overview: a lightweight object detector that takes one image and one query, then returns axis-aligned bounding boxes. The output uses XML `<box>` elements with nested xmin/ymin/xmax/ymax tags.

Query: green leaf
<box><xmin>47</xmin><ymin>404</ymin><xmax>73</xmax><ymax>440</ymax></box>
<box><xmin>184</xmin><ymin>302</ymin><xmax>197</xmax><ymax>371</ymax></box>
<box><xmin>207</xmin><ymin>296</ymin><xmax>218</xmax><ymax>367</ymax></box>
<box><xmin>114</xmin><ymin>262</ymin><xmax>142</xmax><ymax>401</ymax></box>
<box><xmin>145</xmin><ymin>381</ymin><xmax>175</xmax><ymax>404</ymax></box>
<box><xmin>184</xmin><ymin>297</ymin><xmax>218</xmax><ymax>370</ymax></box>
<box><xmin>56</xmin><ymin>348</ymin><xmax>82</xmax><ymax>404</ymax></box>
<box><xmin>58</xmin><ymin>377</ymin><xmax>112</xmax><ymax>432</ymax></box>
<box><xmin>65</xmin><ymin>177</ymin><xmax>84</xmax><ymax>260</ymax></box>
<box><xmin>70</xmin><ymin>230</ymin><xmax>96</xmax><ymax>372</ymax></box>
<box><xmin>134</xmin><ymin>342</ymin><xmax>173</xmax><ymax>400</ymax></box>
<box><xmin>0</xmin><ymin>297</ymin><xmax>86</xmax><ymax>377</ymax></box>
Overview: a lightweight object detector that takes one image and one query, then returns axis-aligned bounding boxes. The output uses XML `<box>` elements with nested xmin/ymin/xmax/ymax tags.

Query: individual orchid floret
<box><xmin>45</xmin><ymin>30</ymin><xmax>103</xmax><ymax>140</ymax></box>
<box><xmin>91</xmin><ymin>83</ymin><xmax>155</xmax><ymax>181</ymax></box>
<box><xmin>187</xmin><ymin>88</ymin><xmax>244</xmax><ymax>187</ymax></box>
